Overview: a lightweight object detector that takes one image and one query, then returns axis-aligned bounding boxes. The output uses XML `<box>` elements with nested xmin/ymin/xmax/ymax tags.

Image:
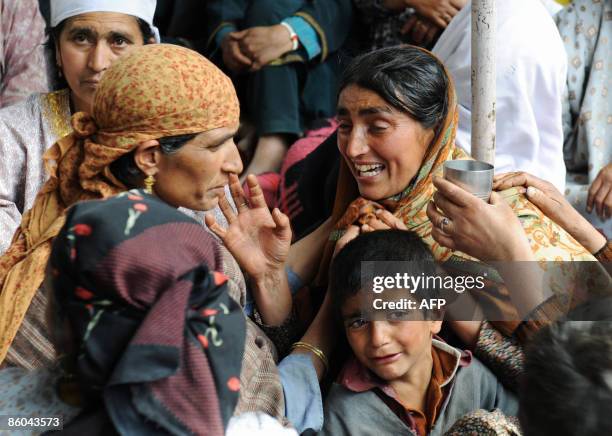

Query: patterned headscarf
<box><xmin>0</xmin><ymin>44</ymin><xmax>240</xmax><ymax>363</ymax></box>
<box><xmin>50</xmin><ymin>191</ymin><xmax>245</xmax><ymax>436</ymax></box>
<box><xmin>320</xmin><ymin>46</ymin><xmax>598</xmax><ymax>334</ymax></box>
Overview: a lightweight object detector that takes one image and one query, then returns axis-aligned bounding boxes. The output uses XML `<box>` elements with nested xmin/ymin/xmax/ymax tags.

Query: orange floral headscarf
<box><xmin>0</xmin><ymin>44</ymin><xmax>239</xmax><ymax>363</ymax></box>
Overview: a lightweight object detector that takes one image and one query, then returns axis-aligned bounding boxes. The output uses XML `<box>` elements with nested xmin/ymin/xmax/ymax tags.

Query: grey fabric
<box><xmin>321</xmin><ymin>347</ymin><xmax>518</xmax><ymax>436</ymax></box>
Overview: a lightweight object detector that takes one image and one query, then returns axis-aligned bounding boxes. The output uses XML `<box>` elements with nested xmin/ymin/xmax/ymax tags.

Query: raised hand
<box><xmin>205</xmin><ymin>174</ymin><xmax>292</xmax><ymax>325</ymax></box>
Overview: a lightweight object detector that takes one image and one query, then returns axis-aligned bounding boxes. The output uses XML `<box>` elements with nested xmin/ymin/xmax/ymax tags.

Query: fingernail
<box><xmin>526</xmin><ymin>186</ymin><xmax>539</xmax><ymax>197</ymax></box>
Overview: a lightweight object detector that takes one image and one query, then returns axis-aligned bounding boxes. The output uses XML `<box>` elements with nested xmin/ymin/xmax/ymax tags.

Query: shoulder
<box><xmin>0</xmin><ymin>93</ymin><xmax>46</xmax><ymax>152</ymax></box>
<box><xmin>0</xmin><ymin>92</ymin><xmax>43</xmax><ymax>121</ymax></box>
<box><xmin>324</xmin><ymin>384</ymin><xmax>380</xmax><ymax>423</ymax></box>
<box><xmin>0</xmin><ymin>90</ymin><xmax>72</xmax><ymax>153</ymax></box>
<box><xmin>452</xmin><ymin>353</ymin><xmax>507</xmax><ymax>396</ymax></box>
<box><xmin>450</xmin><ymin>357</ymin><xmax>519</xmax><ymax>415</ymax></box>
<box><xmin>322</xmin><ymin>384</ymin><xmax>408</xmax><ymax>436</ymax></box>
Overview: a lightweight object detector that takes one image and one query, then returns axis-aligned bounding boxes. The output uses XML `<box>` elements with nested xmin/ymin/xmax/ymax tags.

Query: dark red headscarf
<box><xmin>50</xmin><ymin>190</ymin><xmax>245</xmax><ymax>436</ymax></box>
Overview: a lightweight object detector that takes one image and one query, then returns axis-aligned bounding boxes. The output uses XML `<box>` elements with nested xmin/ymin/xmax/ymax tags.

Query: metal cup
<box><xmin>443</xmin><ymin>160</ymin><xmax>494</xmax><ymax>202</ymax></box>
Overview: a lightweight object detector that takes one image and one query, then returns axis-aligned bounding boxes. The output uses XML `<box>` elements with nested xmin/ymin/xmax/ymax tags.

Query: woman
<box><xmin>0</xmin><ymin>0</ymin><xmax>159</xmax><ymax>255</ymax></box>
<box><xmin>0</xmin><ymin>44</ymin><xmax>327</xmax><ymax>429</ymax></box>
<box><xmin>0</xmin><ymin>0</ymin><xmax>159</xmax><ymax>369</ymax></box>
<box><xmin>0</xmin><ymin>192</ymin><xmax>297</xmax><ymax>435</ymax></box>
<box><xmin>323</xmin><ymin>45</ymin><xmax>598</xmax><ymax>343</ymax></box>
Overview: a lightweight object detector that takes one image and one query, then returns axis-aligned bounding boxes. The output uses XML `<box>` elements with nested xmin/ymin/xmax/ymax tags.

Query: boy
<box><xmin>321</xmin><ymin>230</ymin><xmax>518</xmax><ymax>436</ymax></box>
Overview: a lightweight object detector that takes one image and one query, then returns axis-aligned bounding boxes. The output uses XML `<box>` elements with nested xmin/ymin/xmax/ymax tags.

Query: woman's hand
<box><xmin>206</xmin><ymin>174</ymin><xmax>292</xmax><ymax>325</ymax></box>
<box><xmin>206</xmin><ymin>173</ymin><xmax>292</xmax><ymax>279</ymax></box>
<box><xmin>588</xmin><ymin>163</ymin><xmax>612</xmax><ymax>221</ymax></box>
<box><xmin>494</xmin><ymin>171</ymin><xmax>607</xmax><ymax>254</ymax></box>
<box><xmin>427</xmin><ymin>176</ymin><xmax>534</xmax><ymax>261</ymax></box>
<box><xmin>332</xmin><ymin>210</ymin><xmax>406</xmax><ymax>259</ymax></box>
<box><xmin>360</xmin><ymin>209</ymin><xmax>408</xmax><ymax>233</ymax></box>
<box><xmin>233</xmin><ymin>25</ymin><xmax>294</xmax><ymax>71</ymax></box>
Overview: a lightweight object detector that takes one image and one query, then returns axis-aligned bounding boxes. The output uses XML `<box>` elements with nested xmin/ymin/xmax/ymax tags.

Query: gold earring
<box><xmin>144</xmin><ymin>174</ymin><xmax>155</xmax><ymax>194</ymax></box>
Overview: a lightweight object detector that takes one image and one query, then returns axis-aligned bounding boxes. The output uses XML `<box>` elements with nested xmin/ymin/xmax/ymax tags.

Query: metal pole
<box><xmin>471</xmin><ymin>0</ymin><xmax>496</xmax><ymax>165</ymax></box>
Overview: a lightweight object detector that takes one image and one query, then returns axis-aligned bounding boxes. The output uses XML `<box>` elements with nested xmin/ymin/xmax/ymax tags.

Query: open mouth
<box><xmin>354</xmin><ymin>163</ymin><xmax>385</xmax><ymax>178</ymax></box>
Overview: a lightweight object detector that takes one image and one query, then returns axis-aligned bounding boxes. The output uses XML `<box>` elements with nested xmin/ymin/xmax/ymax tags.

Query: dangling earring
<box><xmin>144</xmin><ymin>174</ymin><xmax>155</xmax><ymax>194</ymax></box>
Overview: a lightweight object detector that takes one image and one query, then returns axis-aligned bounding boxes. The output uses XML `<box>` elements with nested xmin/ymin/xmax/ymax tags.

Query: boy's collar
<box><xmin>339</xmin><ymin>338</ymin><xmax>472</xmax><ymax>395</ymax></box>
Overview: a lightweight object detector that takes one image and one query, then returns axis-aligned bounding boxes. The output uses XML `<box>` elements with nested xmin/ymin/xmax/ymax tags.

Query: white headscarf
<box><xmin>50</xmin><ymin>0</ymin><xmax>160</xmax><ymax>42</ymax></box>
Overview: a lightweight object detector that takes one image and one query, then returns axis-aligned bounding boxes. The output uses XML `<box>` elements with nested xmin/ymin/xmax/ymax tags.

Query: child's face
<box><xmin>341</xmin><ymin>292</ymin><xmax>442</xmax><ymax>383</ymax></box>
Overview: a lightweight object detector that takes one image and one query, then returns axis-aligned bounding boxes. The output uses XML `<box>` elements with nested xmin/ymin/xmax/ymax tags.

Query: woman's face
<box><xmin>56</xmin><ymin>12</ymin><xmax>148</xmax><ymax>113</ymax></box>
<box><xmin>154</xmin><ymin>126</ymin><xmax>243</xmax><ymax>211</ymax></box>
<box><xmin>337</xmin><ymin>85</ymin><xmax>435</xmax><ymax>200</ymax></box>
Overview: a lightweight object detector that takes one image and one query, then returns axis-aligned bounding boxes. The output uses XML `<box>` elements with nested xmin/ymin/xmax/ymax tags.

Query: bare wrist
<box><xmin>275</xmin><ymin>24</ymin><xmax>295</xmax><ymax>54</ymax></box>
<box><xmin>563</xmin><ymin>212</ymin><xmax>606</xmax><ymax>253</ymax></box>
<box><xmin>252</xmin><ymin>267</ymin><xmax>286</xmax><ymax>295</ymax></box>
<box><xmin>500</xmin><ymin>237</ymin><xmax>535</xmax><ymax>262</ymax></box>
<box><xmin>578</xmin><ymin>228</ymin><xmax>607</xmax><ymax>254</ymax></box>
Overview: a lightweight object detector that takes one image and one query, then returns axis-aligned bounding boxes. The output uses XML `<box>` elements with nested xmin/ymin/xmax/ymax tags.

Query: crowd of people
<box><xmin>0</xmin><ymin>0</ymin><xmax>610</xmax><ymax>435</ymax></box>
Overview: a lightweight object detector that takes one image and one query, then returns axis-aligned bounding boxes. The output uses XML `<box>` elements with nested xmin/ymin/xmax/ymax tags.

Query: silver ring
<box><xmin>238</xmin><ymin>201</ymin><xmax>248</xmax><ymax>208</ymax></box>
<box><xmin>439</xmin><ymin>217</ymin><xmax>450</xmax><ymax>232</ymax></box>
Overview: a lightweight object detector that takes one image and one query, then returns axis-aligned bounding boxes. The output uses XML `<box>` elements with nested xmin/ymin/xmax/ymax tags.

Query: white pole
<box><xmin>471</xmin><ymin>0</ymin><xmax>496</xmax><ymax>165</ymax></box>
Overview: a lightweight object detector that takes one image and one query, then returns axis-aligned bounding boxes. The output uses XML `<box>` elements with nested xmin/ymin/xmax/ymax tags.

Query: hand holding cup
<box><xmin>427</xmin><ymin>176</ymin><xmax>533</xmax><ymax>262</ymax></box>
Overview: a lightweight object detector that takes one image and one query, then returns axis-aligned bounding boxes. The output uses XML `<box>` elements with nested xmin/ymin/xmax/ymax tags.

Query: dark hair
<box><xmin>330</xmin><ymin>230</ymin><xmax>439</xmax><ymax>318</ymax></box>
<box><xmin>110</xmin><ymin>133</ymin><xmax>198</xmax><ymax>188</ymax></box>
<box><xmin>339</xmin><ymin>46</ymin><xmax>449</xmax><ymax>133</ymax></box>
<box><xmin>520</xmin><ymin>298</ymin><xmax>612</xmax><ymax>436</ymax></box>
<box><xmin>46</xmin><ymin>17</ymin><xmax>155</xmax><ymax>90</ymax></box>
